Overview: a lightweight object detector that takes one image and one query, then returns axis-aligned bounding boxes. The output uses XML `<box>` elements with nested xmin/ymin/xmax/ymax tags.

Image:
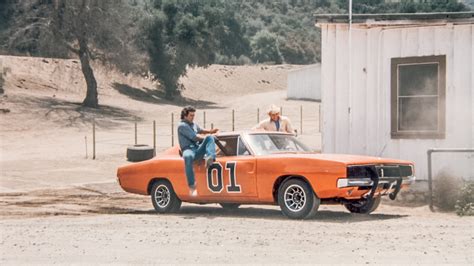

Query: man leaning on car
<box><xmin>178</xmin><ymin>106</ymin><xmax>219</xmax><ymax>197</ymax></box>
<box><xmin>253</xmin><ymin>104</ymin><xmax>295</xmax><ymax>134</ymax></box>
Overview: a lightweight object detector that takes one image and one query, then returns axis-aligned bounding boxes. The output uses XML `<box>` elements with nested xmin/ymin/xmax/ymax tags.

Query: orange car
<box><xmin>117</xmin><ymin>131</ymin><xmax>415</xmax><ymax>219</ymax></box>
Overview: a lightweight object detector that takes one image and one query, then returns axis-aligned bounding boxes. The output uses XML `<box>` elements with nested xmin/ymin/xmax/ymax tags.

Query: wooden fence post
<box><xmin>300</xmin><ymin>105</ymin><xmax>303</xmax><ymax>135</ymax></box>
<box><xmin>257</xmin><ymin>108</ymin><xmax>260</xmax><ymax>123</ymax></box>
<box><xmin>171</xmin><ymin>113</ymin><xmax>174</xmax><ymax>147</ymax></box>
<box><xmin>318</xmin><ymin>104</ymin><xmax>321</xmax><ymax>132</ymax></box>
<box><xmin>134</xmin><ymin>120</ymin><xmax>138</xmax><ymax>145</ymax></box>
<box><xmin>203</xmin><ymin>111</ymin><xmax>206</xmax><ymax>128</ymax></box>
<box><xmin>232</xmin><ymin>109</ymin><xmax>235</xmax><ymax>131</ymax></box>
<box><xmin>84</xmin><ymin>136</ymin><xmax>88</xmax><ymax>159</ymax></box>
<box><xmin>153</xmin><ymin>120</ymin><xmax>156</xmax><ymax>154</ymax></box>
<box><xmin>92</xmin><ymin>119</ymin><xmax>96</xmax><ymax>160</ymax></box>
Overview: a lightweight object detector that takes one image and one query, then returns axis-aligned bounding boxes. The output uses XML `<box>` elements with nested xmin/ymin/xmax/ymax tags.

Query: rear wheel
<box><xmin>219</xmin><ymin>203</ymin><xmax>241</xmax><ymax>210</ymax></box>
<box><xmin>150</xmin><ymin>180</ymin><xmax>181</xmax><ymax>213</ymax></box>
<box><xmin>278</xmin><ymin>179</ymin><xmax>320</xmax><ymax>219</ymax></box>
<box><xmin>344</xmin><ymin>196</ymin><xmax>381</xmax><ymax>214</ymax></box>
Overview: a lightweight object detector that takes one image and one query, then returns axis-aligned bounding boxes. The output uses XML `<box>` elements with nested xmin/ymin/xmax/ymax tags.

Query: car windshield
<box><xmin>246</xmin><ymin>134</ymin><xmax>312</xmax><ymax>155</ymax></box>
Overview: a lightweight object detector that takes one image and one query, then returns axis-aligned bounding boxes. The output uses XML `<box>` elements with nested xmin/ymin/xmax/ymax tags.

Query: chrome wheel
<box><xmin>154</xmin><ymin>184</ymin><xmax>171</xmax><ymax>208</ymax></box>
<box><xmin>284</xmin><ymin>184</ymin><xmax>306</xmax><ymax>212</ymax></box>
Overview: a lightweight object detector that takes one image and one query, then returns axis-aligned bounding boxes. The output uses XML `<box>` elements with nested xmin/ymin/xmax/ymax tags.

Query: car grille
<box><xmin>347</xmin><ymin>164</ymin><xmax>413</xmax><ymax>178</ymax></box>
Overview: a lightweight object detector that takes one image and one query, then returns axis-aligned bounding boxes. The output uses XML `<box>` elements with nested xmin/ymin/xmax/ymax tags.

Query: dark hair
<box><xmin>180</xmin><ymin>106</ymin><xmax>196</xmax><ymax>119</ymax></box>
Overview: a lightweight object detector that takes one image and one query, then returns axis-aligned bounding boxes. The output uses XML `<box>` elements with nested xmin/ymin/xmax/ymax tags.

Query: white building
<box><xmin>287</xmin><ymin>64</ymin><xmax>321</xmax><ymax>101</ymax></box>
<box><xmin>315</xmin><ymin>12</ymin><xmax>474</xmax><ymax>180</ymax></box>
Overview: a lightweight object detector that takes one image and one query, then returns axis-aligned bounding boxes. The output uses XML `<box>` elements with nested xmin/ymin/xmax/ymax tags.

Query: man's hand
<box><xmin>209</xmin><ymin>128</ymin><xmax>219</xmax><ymax>134</ymax></box>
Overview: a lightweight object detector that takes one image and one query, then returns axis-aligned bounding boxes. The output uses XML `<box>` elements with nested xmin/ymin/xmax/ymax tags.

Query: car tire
<box><xmin>219</xmin><ymin>203</ymin><xmax>241</xmax><ymax>210</ymax></box>
<box><xmin>127</xmin><ymin>145</ymin><xmax>154</xmax><ymax>162</ymax></box>
<box><xmin>278</xmin><ymin>178</ymin><xmax>320</xmax><ymax>219</ymax></box>
<box><xmin>150</xmin><ymin>180</ymin><xmax>181</xmax><ymax>213</ymax></box>
<box><xmin>344</xmin><ymin>196</ymin><xmax>381</xmax><ymax>214</ymax></box>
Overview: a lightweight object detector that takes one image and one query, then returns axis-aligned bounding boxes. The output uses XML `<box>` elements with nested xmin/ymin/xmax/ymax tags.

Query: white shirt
<box><xmin>253</xmin><ymin>116</ymin><xmax>295</xmax><ymax>134</ymax></box>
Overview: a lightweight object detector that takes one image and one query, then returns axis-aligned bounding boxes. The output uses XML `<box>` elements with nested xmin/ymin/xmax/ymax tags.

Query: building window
<box><xmin>391</xmin><ymin>55</ymin><xmax>446</xmax><ymax>139</ymax></box>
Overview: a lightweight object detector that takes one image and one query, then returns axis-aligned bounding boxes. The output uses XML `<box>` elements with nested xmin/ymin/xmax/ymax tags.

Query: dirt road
<box><xmin>0</xmin><ymin>182</ymin><xmax>473</xmax><ymax>265</ymax></box>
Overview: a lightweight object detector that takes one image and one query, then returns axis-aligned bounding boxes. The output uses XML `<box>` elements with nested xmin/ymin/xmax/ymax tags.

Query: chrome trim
<box><xmin>284</xmin><ymin>184</ymin><xmax>307</xmax><ymax>212</ymax></box>
<box><xmin>337</xmin><ymin>176</ymin><xmax>416</xmax><ymax>188</ymax></box>
<box><xmin>402</xmin><ymin>175</ymin><xmax>416</xmax><ymax>185</ymax></box>
<box><xmin>337</xmin><ymin>178</ymin><xmax>372</xmax><ymax>188</ymax></box>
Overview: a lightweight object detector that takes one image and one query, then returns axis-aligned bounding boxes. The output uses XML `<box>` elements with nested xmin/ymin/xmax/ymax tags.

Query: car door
<box><xmin>194</xmin><ymin>135</ymin><xmax>257</xmax><ymax>200</ymax></box>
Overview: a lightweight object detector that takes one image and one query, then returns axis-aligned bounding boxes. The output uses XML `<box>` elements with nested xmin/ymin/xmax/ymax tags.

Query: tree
<box><xmin>144</xmin><ymin>0</ymin><xmax>249</xmax><ymax>99</ymax></box>
<box><xmin>2</xmin><ymin>0</ymin><xmax>140</xmax><ymax>108</ymax></box>
<box><xmin>250</xmin><ymin>30</ymin><xmax>282</xmax><ymax>64</ymax></box>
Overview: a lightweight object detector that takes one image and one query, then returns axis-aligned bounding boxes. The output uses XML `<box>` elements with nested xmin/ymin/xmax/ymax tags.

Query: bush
<box><xmin>455</xmin><ymin>182</ymin><xmax>474</xmax><ymax>216</ymax></box>
<box><xmin>433</xmin><ymin>172</ymin><xmax>464</xmax><ymax>211</ymax></box>
<box><xmin>250</xmin><ymin>30</ymin><xmax>282</xmax><ymax>64</ymax></box>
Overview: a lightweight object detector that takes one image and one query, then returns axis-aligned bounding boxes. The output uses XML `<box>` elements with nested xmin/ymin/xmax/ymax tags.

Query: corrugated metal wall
<box><xmin>321</xmin><ymin>23</ymin><xmax>474</xmax><ymax>180</ymax></box>
<box><xmin>287</xmin><ymin>64</ymin><xmax>321</xmax><ymax>100</ymax></box>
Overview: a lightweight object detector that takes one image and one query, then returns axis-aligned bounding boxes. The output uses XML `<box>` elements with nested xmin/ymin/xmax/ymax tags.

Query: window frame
<box><xmin>390</xmin><ymin>55</ymin><xmax>446</xmax><ymax>139</ymax></box>
<box><xmin>216</xmin><ymin>135</ymin><xmax>253</xmax><ymax>157</ymax></box>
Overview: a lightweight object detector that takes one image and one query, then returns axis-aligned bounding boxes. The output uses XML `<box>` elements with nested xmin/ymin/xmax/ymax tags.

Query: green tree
<box><xmin>2</xmin><ymin>0</ymin><xmax>140</xmax><ymax>108</ymax></box>
<box><xmin>250</xmin><ymin>30</ymin><xmax>282</xmax><ymax>64</ymax></box>
<box><xmin>145</xmin><ymin>0</ymin><xmax>249</xmax><ymax>99</ymax></box>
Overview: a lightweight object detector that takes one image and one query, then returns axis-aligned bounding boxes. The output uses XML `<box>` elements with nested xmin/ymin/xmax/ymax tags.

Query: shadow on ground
<box><xmin>112</xmin><ymin>83</ymin><xmax>222</xmax><ymax>109</ymax></box>
<box><xmin>6</xmin><ymin>93</ymin><xmax>141</xmax><ymax>128</ymax></box>
<box><xmin>0</xmin><ymin>185</ymin><xmax>408</xmax><ymax>222</ymax></box>
<box><xmin>90</xmin><ymin>205</ymin><xmax>408</xmax><ymax>223</ymax></box>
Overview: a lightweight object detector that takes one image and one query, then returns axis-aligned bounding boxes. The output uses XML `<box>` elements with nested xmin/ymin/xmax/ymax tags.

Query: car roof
<box><xmin>216</xmin><ymin>130</ymin><xmax>293</xmax><ymax>138</ymax></box>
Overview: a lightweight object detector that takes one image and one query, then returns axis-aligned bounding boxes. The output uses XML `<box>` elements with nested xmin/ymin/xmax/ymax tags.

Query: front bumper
<box><xmin>337</xmin><ymin>175</ymin><xmax>416</xmax><ymax>188</ymax></box>
<box><xmin>338</xmin><ymin>164</ymin><xmax>416</xmax><ymax>201</ymax></box>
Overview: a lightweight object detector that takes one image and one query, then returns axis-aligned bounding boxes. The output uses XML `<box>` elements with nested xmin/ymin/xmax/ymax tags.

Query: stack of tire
<box><xmin>126</xmin><ymin>145</ymin><xmax>155</xmax><ymax>162</ymax></box>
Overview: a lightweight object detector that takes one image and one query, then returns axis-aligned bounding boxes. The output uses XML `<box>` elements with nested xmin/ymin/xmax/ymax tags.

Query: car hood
<box><xmin>263</xmin><ymin>152</ymin><xmax>412</xmax><ymax>166</ymax></box>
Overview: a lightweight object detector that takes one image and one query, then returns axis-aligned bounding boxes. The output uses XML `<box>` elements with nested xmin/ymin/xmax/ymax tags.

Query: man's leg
<box><xmin>204</xmin><ymin>136</ymin><xmax>216</xmax><ymax>160</ymax></box>
<box><xmin>194</xmin><ymin>135</ymin><xmax>216</xmax><ymax>161</ymax></box>
<box><xmin>182</xmin><ymin>149</ymin><xmax>196</xmax><ymax>187</ymax></box>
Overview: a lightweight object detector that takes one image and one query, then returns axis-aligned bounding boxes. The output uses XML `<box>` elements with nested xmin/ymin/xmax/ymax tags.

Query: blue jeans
<box><xmin>182</xmin><ymin>135</ymin><xmax>216</xmax><ymax>187</ymax></box>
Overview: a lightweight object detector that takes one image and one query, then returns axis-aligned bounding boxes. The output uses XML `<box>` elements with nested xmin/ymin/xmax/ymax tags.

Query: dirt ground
<box><xmin>0</xmin><ymin>55</ymin><xmax>473</xmax><ymax>264</ymax></box>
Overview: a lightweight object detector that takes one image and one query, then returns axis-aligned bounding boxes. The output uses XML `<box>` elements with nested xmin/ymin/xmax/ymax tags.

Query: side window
<box><xmin>237</xmin><ymin>137</ymin><xmax>250</xmax><ymax>156</ymax></box>
<box><xmin>216</xmin><ymin>136</ymin><xmax>250</xmax><ymax>157</ymax></box>
<box><xmin>216</xmin><ymin>137</ymin><xmax>238</xmax><ymax>157</ymax></box>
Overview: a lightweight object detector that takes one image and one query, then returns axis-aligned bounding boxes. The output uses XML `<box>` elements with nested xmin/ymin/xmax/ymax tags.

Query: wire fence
<box><xmin>87</xmin><ymin>105</ymin><xmax>321</xmax><ymax>159</ymax></box>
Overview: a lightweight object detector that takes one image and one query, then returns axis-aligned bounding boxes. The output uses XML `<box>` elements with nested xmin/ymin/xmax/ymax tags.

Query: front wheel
<box><xmin>150</xmin><ymin>180</ymin><xmax>181</xmax><ymax>213</ymax></box>
<box><xmin>278</xmin><ymin>179</ymin><xmax>320</xmax><ymax>219</ymax></box>
<box><xmin>344</xmin><ymin>196</ymin><xmax>381</xmax><ymax>214</ymax></box>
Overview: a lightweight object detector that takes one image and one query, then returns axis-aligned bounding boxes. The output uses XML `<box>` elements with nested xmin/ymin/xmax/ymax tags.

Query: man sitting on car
<box><xmin>253</xmin><ymin>104</ymin><xmax>295</xmax><ymax>134</ymax></box>
<box><xmin>178</xmin><ymin>106</ymin><xmax>219</xmax><ymax>196</ymax></box>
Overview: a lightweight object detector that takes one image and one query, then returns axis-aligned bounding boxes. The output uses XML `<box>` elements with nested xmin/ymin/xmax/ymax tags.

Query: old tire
<box><xmin>344</xmin><ymin>196</ymin><xmax>381</xmax><ymax>214</ymax></box>
<box><xmin>150</xmin><ymin>180</ymin><xmax>181</xmax><ymax>213</ymax></box>
<box><xmin>219</xmin><ymin>203</ymin><xmax>241</xmax><ymax>210</ymax></box>
<box><xmin>278</xmin><ymin>179</ymin><xmax>320</xmax><ymax>219</ymax></box>
<box><xmin>127</xmin><ymin>144</ymin><xmax>154</xmax><ymax>162</ymax></box>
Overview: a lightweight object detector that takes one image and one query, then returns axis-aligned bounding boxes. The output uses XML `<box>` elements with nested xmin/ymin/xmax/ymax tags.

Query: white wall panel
<box><xmin>321</xmin><ymin>22</ymin><xmax>474</xmax><ymax>180</ymax></box>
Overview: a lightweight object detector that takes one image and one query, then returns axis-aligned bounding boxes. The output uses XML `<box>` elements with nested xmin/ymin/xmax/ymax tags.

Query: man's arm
<box><xmin>199</xmin><ymin>128</ymin><xmax>219</xmax><ymax>134</ymax></box>
<box><xmin>252</xmin><ymin>120</ymin><xmax>266</xmax><ymax>130</ymax></box>
<box><xmin>284</xmin><ymin>117</ymin><xmax>295</xmax><ymax>134</ymax></box>
<box><xmin>195</xmin><ymin>123</ymin><xmax>219</xmax><ymax>136</ymax></box>
<box><xmin>178</xmin><ymin>124</ymin><xmax>200</xmax><ymax>142</ymax></box>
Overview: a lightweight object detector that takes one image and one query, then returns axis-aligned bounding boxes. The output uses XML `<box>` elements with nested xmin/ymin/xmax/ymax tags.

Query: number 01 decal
<box><xmin>207</xmin><ymin>162</ymin><xmax>241</xmax><ymax>193</ymax></box>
